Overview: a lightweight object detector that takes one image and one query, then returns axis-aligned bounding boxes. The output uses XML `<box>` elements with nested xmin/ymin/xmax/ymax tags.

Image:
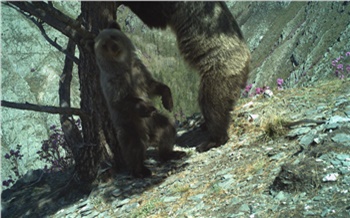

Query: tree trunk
<box><xmin>75</xmin><ymin>2</ymin><xmax>124</xmax><ymax>182</ymax></box>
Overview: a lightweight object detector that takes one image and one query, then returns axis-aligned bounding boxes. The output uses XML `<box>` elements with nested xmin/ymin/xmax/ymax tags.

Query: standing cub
<box><xmin>94</xmin><ymin>26</ymin><xmax>185</xmax><ymax>178</ymax></box>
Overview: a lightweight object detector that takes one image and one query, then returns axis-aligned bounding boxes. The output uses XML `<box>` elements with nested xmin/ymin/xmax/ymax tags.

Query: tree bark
<box><xmin>76</xmin><ymin>2</ymin><xmax>124</xmax><ymax>182</ymax></box>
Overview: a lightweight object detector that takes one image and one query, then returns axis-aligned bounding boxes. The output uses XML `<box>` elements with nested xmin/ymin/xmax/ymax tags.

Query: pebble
<box><xmin>163</xmin><ymin>196</ymin><xmax>181</xmax><ymax>203</ymax></box>
<box><xmin>322</xmin><ymin>173</ymin><xmax>339</xmax><ymax>182</ymax></box>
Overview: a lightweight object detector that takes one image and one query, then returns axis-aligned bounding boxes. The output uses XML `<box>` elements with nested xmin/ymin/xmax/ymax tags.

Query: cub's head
<box><xmin>94</xmin><ymin>28</ymin><xmax>134</xmax><ymax>63</ymax></box>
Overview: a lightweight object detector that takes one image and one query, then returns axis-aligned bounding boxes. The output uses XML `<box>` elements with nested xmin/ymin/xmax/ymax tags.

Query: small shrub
<box><xmin>37</xmin><ymin>120</ymin><xmax>80</xmax><ymax>172</ymax></box>
<box><xmin>262</xmin><ymin>115</ymin><xmax>289</xmax><ymax>140</ymax></box>
<box><xmin>242</xmin><ymin>83</ymin><xmax>253</xmax><ymax>97</ymax></box>
<box><xmin>2</xmin><ymin>144</ymin><xmax>24</xmax><ymax>187</ymax></box>
<box><xmin>331</xmin><ymin>51</ymin><xmax>350</xmax><ymax>79</ymax></box>
<box><xmin>255</xmin><ymin>86</ymin><xmax>270</xmax><ymax>95</ymax></box>
<box><xmin>277</xmin><ymin>78</ymin><xmax>284</xmax><ymax>90</ymax></box>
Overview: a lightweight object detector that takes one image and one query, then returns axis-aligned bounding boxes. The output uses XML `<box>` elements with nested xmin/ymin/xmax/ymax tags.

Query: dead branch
<box><xmin>6</xmin><ymin>1</ymin><xmax>94</xmax><ymax>46</ymax></box>
<box><xmin>1</xmin><ymin>100</ymin><xmax>88</xmax><ymax>118</ymax></box>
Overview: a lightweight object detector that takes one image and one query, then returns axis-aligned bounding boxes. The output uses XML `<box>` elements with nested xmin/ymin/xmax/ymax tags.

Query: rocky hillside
<box><xmin>229</xmin><ymin>1</ymin><xmax>350</xmax><ymax>90</ymax></box>
<box><xmin>2</xmin><ymin>78</ymin><xmax>350</xmax><ymax>217</ymax></box>
<box><xmin>1</xmin><ymin>0</ymin><xmax>349</xmax><ymax>203</ymax></box>
<box><xmin>1</xmin><ymin>1</ymin><xmax>81</xmax><ymax>190</ymax></box>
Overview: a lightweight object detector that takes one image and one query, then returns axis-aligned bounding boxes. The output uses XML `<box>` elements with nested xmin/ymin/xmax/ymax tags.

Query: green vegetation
<box><xmin>117</xmin><ymin>6</ymin><xmax>200</xmax><ymax>121</ymax></box>
<box><xmin>262</xmin><ymin>115</ymin><xmax>290</xmax><ymax>140</ymax></box>
<box><xmin>170</xmin><ymin>183</ymin><xmax>190</xmax><ymax>194</ymax></box>
<box><xmin>131</xmin><ymin>199</ymin><xmax>159</xmax><ymax>218</ymax></box>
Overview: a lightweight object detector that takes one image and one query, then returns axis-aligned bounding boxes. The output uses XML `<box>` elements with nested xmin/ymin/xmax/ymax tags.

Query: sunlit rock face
<box><xmin>229</xmin><ymin>1</ymin><xmax>350</xmax><ymax>90</ymax></box>
<box><xmin>1</xmin><ymin>2</ymin><xmax>81</xmax><ymax>190</ymax></box>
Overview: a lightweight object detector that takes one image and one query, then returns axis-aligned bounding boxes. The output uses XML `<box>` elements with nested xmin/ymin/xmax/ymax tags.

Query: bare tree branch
<box><xmin>6</xmin><ymin>1</ymin><xmax>94</xmax><ymax>46</ymax></box>
<box><xmin>59</xmin><ymin>39</ymin><xmax>76</xmax><ymax>109</ymax></box>
<box><xmin>16</xmin><ymin>7</ymin><xmax>80</xmax><ymax>64</ymax></box>
<box><xmin>1</xmin><ymin>100</ymin><xmax>88</xmax><ymax>118</ymax></box>
<box><xmin>59</xmin><ymin>37</ymin><xmax>84</xmax><ymax>156</ymax></box>
<box><xmin>34</xmin><ymin>18</ymin><xmax>80</xmax><ymax>64</ymax></box>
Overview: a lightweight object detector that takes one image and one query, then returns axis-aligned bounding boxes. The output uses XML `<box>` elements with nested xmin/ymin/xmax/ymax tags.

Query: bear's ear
<box><xmin>108</xmin><ymin>21</ymin><xmax>121</xmax><ymax>30</ymax></box>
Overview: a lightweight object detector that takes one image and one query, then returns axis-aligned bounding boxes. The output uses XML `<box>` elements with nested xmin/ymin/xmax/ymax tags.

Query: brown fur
<box><xmin>123</xmin><ymin>2</ymin><xmax>251</xmax><ymax>152</ymax></box>
<box><xmin>94</xmin><ymin>27</ymin><xmax>185</xmax><ymax>178</ymax></box>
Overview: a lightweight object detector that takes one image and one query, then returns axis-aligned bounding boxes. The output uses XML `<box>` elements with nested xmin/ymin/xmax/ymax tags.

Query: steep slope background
<box><xmin>230</xmin><ymin>1</ymin><xmax>350</xmax><ymax>90</ymax></box>
<box><xmin>1</xmin><ymin>2</ymin><xmax>349</xmax><ymax>190</ymax></box>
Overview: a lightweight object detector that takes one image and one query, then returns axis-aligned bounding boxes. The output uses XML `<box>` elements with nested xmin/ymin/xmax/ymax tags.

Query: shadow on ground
<box><xmin>176</xmin><ymin>127</ymin><xmax>209</xmax><ymax>148</ymax></box>
<box><xmin>1</xmin><ymin>151</ymin><xmax>189</xmax><ymax>217</ymax></box>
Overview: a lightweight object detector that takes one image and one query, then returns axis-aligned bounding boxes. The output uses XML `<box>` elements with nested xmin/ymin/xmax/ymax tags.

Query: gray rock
<box><xmin>79</xmin><ymin>204</ymin><xmax>95</xmax><ymax>216</ymax></box>
<box><xmin>299</xmin><ymin>129</ymin><xmax>317</xmax><ymax>146</ymax></box>
<box><xmin>336</xmin><ymin>153</ymin><xmax>350</xmax><ymax>163</ymax></box>
<box><xmin>190</xmin><ymin>182</ymin><xmax>201</xmax><ymax>189</ymax></box>
<box><xmin>190</xmin><ymin>201</ymin><xmax>206</xmax><ymax>213</ymax></box>
<box><xmin>305</xmin><ymin>109</ymin><xmax>318</xmax><ymax>117</ymax></box>
<box><xmin>325</xmin><ymin>123</ymin><xmax>339</xmax><ymax>130</ymax></box>
<box><xmin>275</xmin><ymin>191</ymin><xmax>289</xmax><ymax>201</ymax></box>
<box><xmin>216</xmin><ymin>168</ymin><xmax>232</xmax><ymax>177</ymax></box>
<box><xmin>238</xmin><ymin>204</ymin><xmax>250</xmax><ymax>212</ymax></box>
<box><xmin>189</xmin><ymin>194</ymin><xmax>206</xmax><ymax>202</ymax></box>
<box><xmin>229</xmin><ymin>212</ymin><xmax>245</xmax><ymax>218</ymax></box>
<box><xmin>97</xmin><ymin>211</ymin><xmax>111</xmax><ymax>218</ymax></box>
<box><xmin>84</xmin><ymin>210</ymin><xmax>100</xmax><ymax>218</ymax></box>
<box><xmin>270</xmin><ymin>152</ymin><xmax>286</xmax><ymax>161</ymax></box>
<box><xmin>287</xmin><ymin>127</ymin><xmax>312</xmax><ymax>137</ymax></box>
<box><xmin>303</xmin><ymin>210</ymin><xmax>316</xmax><ymax>216</ymax></box>
<box><xmin>120</xmin><ymin>202</ymin><xmax>139</xmax><ymax>213</ymax></box>
<box><xmin>321</xmin><ymin>208</ymin><xmax>332</xmax><ymax>217</ymax></box>
<box><xmin>322</xmin><ymin>173</ymin><xmax>339</xmax><ymax>182</ymax></box>
<box><xmin>331</xmin><ymin>133</ymin><xmax>350</xmax><ymax>146</ymax></box>
<box><xmin>163</xmin><ymin>196</ymin><xmax>181</xmax><ymax>203</ymax></box>
<box><xmin>21</xmin><ymin>169</ymin><xmax>43</xmax><ymax>183</ymax></box>
<box><xmin>335</xmin><ymin>98</ymin><xmax>348</xmax><ymax>106</ymax></box>
<box><xmin>328</xmin><ymin>115</ymin><xmax>350</xmax><ymax>124</ymax></box>
<box><xmin>292</xmin><ymin>192</ymin><xmax>307</xmax><ymax>203</ymax></box>
<box><xmin>345</xmin><ymin>110</ymin><xmax>350</xmax><ymax>118</ymax></box>
<box><xmin>339</xmin><ymin>167</ymin><xmax>350</xmax><ymax>175</ymax></box>
<box><xmin>343</xmin><ymin>175</ymin><xmax>350</xmax><ymax>186</ymax></box>
<box><xmin>316</xmin><ymin>105</ymin><xmax>327</xmax><ymax>112</ymax></box>
<box><xmin>263</xmin><ymin>89</ymin><xmax>274</xmax><ymax>98</ymax></box>
<box><xmin>111</xmin><ymin>189</ymin><xmax>122</xmax><ymax>197</ymax></box>
<box><xmin>231</xmin><ymin>197</ymin><xmax>242</xmax><ymax>205</ymax></box>
<box><xmin>113</xmin><ymin>198</ymin><xmax>130</xmax><ymax>208</ymax></box>
<box><xmin>218</xmin><ymin>179</ymin><xmax>235</xmax><ymax>190</ymax></box>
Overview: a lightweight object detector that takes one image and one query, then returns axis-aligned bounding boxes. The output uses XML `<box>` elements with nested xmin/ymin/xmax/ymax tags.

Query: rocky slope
<box><xmin>1</xmin><ymin>1</ymin><xmax>350</xmax><ymax>213</ymax></box>
<box><xmin>229</xmin><ymin>1</ymin><xmax>350</xmax><ymax>90</ymax></box>
<box><xmin>2</xmin><ymin>78</ymin><xmax>350</xmax><ymax>217</ymax></box>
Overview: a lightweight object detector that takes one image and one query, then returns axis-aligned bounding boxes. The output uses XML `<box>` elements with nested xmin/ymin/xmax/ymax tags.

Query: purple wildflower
<box><xmin>337</xmin><ymin>64</ymin><xmax>343</xmax><ymax>70</ymax></box>
<box><xmin>4</xmin><ymin>153</ymin><xmax>10</xmax><ymax>159</ymax></box>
